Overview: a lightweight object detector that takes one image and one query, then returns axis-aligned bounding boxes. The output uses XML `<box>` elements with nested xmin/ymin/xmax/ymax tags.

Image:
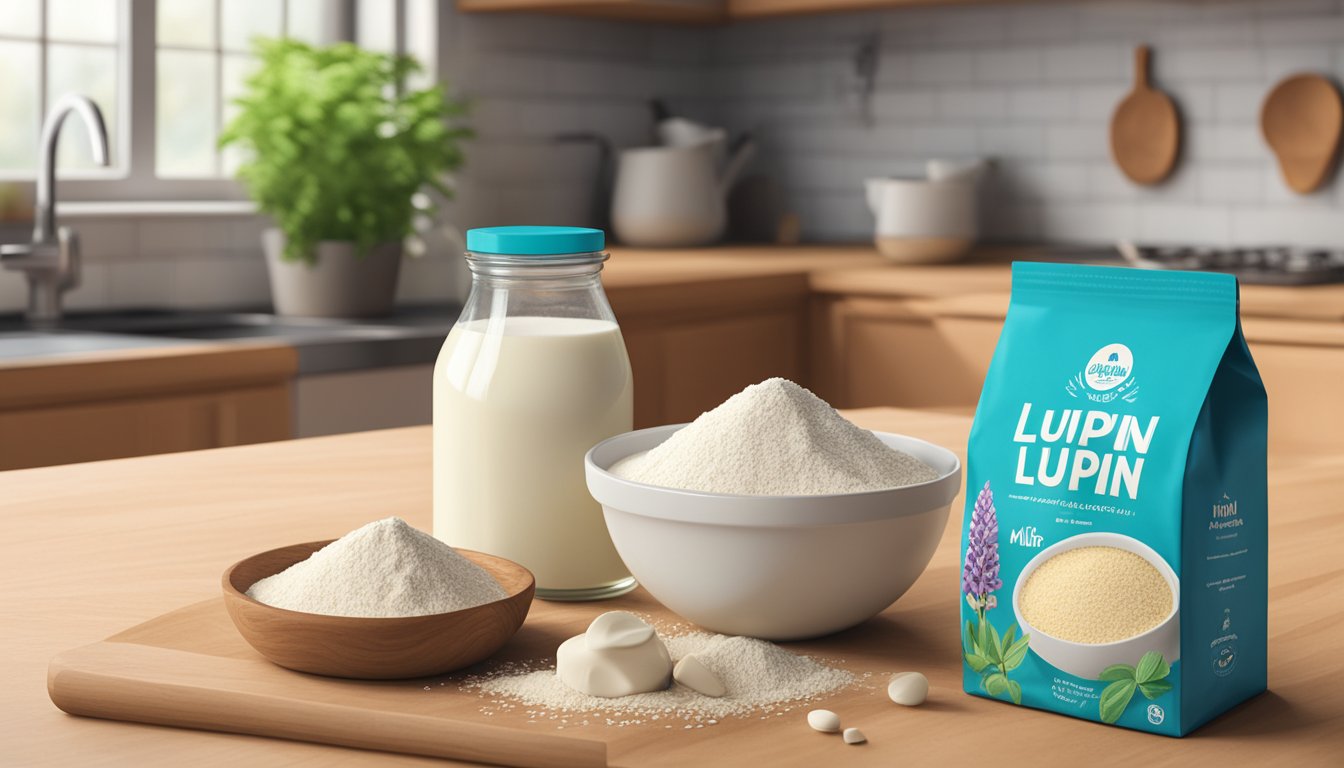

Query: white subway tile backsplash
<box><xmin>937</xmin><ymin>88</ymin><xmax>1010</xmax><ymax>120</ymax></box>
<box><xmin>1040</xmin><ymin>202</ymin><xmax>1138</xmax><ymax>242</ymax></box>
<box><xmin>1262</xmin><ymin>165</ymin><xmax>1337</xmax><ymax>207</ymax></box>
<box><xmin>1138</xmin><ymin>204</ymin><xmax>1232</xmax><ymax>244</ymax></box>
<box><xmin>63</xmin><ymin>264</ymin><xmax>111</xmax><ymax>310</ymax></box>
<box><xmin>0</xmin><ymin>271</ymin><xmax>29</xmax><ymax>313</ymax></box>
<box><xmin>106</xmin><ymin>259</ymin><xmax>177</xmax><ymax>308</ymax></box>
<box><xmin>1261</xmin><ymin>45</ymin><xmax>1333</xmax><ymax>79</ymax></box>
<box><xmin>1160</xmin><ymin>48</ymin><xmax>1261</xmax><ymax>82</ymax></box>
<box><xmin>1199</xmin><ymin>165</ymin><xmax>1266</xmax><ymax>204</ymax></box>
<box><xmin>977</xmin><ymin>124</ymin><xmax>1048</xmax><ymax>159</ymax></box>
<box><xmin>1213</xmin><ymin>83</ymin><xmax>1267</xmax><ymax>123</ymax></box>
<box><xmin>908</xmin><ymin>51</ymin><xmax>977</xmax><ymax>85</ymax></box>
<box><xmin>1008</xmin><ymin>5</ymin><xmax>1079</xmax><ymax>45</ymax></box>
<box><xmin>1046</xmin><ymin>125</ymin><xmax>1107</xmax><ymax>160</ymax></box>
<box><xmin>1257</xmin><ymin>14</ymin><xmax>1344</xmax><ymax>45</ymax></box>
<box><xmin>1042</xmin><ymin>44</ymin><xmax>1130</xmax><ymax>82</ymax></box>
<box><xmin>1075</xmin><ymin>83</ymin><xmax>1129</xmax><ymax>121</ymax></box>
<box><xmin>1088</xmin><ymin>163</ymin><xmax>1145</xmax><ymax>202</ymax></box>
<box><xmin>872</xmin><ymin>88</ymin><xmax>940</xmax><ymax>120</ymax></box>
<box><xmin>974</xmin><ymin>49</ymin><xmax>1044</xmax><ymax>83</ymax></box>
<box><xmin>1008</xmin><ymin>87</ymin><xmax>1076</xmax><ymax>120</ymax></box>
<box><xmin>1230</xmin><ymin>206</ymin><xmax>1344</xmax><ymax>246</ymax></box>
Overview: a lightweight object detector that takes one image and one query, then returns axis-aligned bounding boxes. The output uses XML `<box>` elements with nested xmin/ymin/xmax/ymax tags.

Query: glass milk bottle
<box><xmin>433</xmin><ymin>226</ymin><xmax>635</xmax><ymax>600</ymax></box>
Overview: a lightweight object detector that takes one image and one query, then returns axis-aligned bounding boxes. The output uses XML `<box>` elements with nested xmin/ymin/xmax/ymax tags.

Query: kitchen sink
<box><xmin>0</xmin><ymin>306</ymin><xmax>462</xmax><ymax>374</ymax></box>
<box><xmin>0</xmin><ymin>331</ymin><xmax>197</xmax><ymax>361</ymax></box>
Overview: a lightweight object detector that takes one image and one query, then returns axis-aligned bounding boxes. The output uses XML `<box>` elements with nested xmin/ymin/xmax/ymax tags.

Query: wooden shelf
<box><xmin>457</xmin><ymin>0</ymin><xmax>726</xmax><ymax>24</ymax></box>
<box><xmin>459</xmin><ymin>0</ymin><xmax>1022</xmax><ymax>23</ymax></box>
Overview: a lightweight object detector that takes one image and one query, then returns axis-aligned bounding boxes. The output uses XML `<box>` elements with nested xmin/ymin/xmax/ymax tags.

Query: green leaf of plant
<box><xmin>1099</xmin><ymin>679</ymin><xmax>1137</xmax><ymax>724</ymax></box>
<box><xmin>984</xmin><ymin>673</ymin><xmax>1009</xmax><ymax>697</ymax></box>
<box><xmin>1135</xmin><ymin>652</ymin><xmax>1170</xmax><ymax>684</ymax></box>
<box><xmin>1098</xmin><ymin>664</ymin><xmax>1136</xmax><ymax>682</ymax></box>
<box><xmin>218</xmin><ymin>38</ymin><xmax>471</xmax><ymax>264</ymax></box>
<box><xmin>965</xmin><ymin>652</ymin><xmax>991</xmax><ymax>673</ymax></box>
<box><xmin>1007</xmin><ymin>679</ymin><xmax>1022</xmax><ymax>705</ymax></box>
<box><xmin>1002</xmin><ymin>635</ymin><xmax>1031</xmax><ymax>671</ymax></box>
<box><xmin>964</xmin><ymin>620</ymin><xmax>977</xmax><ymax>656</ymax></box>
<box><xmin>1139</xmin><ymin>679</ymin><xmax>1174</xmax><ymax>700</ymax></box>
<box><xmin>977</xmin><ymin>619</ymin><xmax>990</xmax><ymax>661</ymax></box>
<box><xmin>985</xmin><ymin>622</ymin><xmax>1004</xmax><ymax>664</ymax></box>
<box><xmin>1002</xmin><ymin>624</ymin><xmax>1017</xmax><ymax>649</ymax></box>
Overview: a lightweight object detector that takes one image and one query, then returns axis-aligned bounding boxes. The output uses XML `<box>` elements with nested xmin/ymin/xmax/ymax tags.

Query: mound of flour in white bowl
<box><xmin>610</xmin><ymin>378</ymin><xmax>938</xmax><ymax>496</ymax></box>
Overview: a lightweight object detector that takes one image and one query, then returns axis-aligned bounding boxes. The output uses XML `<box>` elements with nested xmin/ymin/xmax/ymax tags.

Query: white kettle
<box><xmin>611</xmin><ymin>137</ymin><xmax>755</xmax><ymax>248</ymax></box>
<box><xmin>865</xmin><ymin>159</ymin><xmax>986</xmax><ymax>264</ymax></box>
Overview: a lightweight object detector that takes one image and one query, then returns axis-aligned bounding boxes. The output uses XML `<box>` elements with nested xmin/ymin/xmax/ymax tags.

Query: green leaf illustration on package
<box><xmin>961</xmin><ymin>483</ymin><xmax>1028</xmax><ymax>704</ymax></box>
<box><xmin>1096</xmin><ymin>651</ymin><xmax>1173</xmax><ymax>724</ymax></box>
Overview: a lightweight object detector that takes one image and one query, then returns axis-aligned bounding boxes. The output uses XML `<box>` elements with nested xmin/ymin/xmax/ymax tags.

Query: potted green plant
<box><xmin>221</xmin><ymin>39</ymin><xmax>469</xmax><ymax>317</ymax></box>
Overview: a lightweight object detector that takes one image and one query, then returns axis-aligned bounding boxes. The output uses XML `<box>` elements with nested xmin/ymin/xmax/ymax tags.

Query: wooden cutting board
<box><xmin>1109</xmin><ymin>45</ymin><xmax>1181</xmax><ymax>185</ymax></box>
<box><xmin>50</xmin><ymin>586</ymin><xmax>965</xmax><ymax>768</ymax></box>
<box><xmin>1261</xmin><ymin>73</ymin><xmax>1343</xmax><ymax>194</ymax></box>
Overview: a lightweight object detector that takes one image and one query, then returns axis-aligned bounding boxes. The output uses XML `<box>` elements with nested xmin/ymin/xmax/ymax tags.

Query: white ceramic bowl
<box><xmin>585</xmin><ymin>424</ymin><xmax>962</xmax><ymax>641</ymax></box>
<box><xmin>1012</xmin><ymin>532</ymin><xmax>1180</xmax><ymax>680</ymax></box>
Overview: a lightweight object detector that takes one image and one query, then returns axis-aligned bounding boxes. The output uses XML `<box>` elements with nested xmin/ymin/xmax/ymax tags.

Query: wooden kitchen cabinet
<box><xmin>609</xmin><ymin>273</ymin><xmax>808</xmax><ymax>427</ymax></box>
<box><xmin>0</xmin><ymin>344</ymin><xmax>296</xmax><ymax>470</ymax></box>
<box><xmin>457</xmin><ymin>0</ymin><xmax>725</xmax><ymax>23</ymax></box>
<box><xmin>811</xmin><ymin>290</ymin><xmax>1344</xmax><ymax>458</ymax></box>
<box><xmin>809</xmin><ymin>292</ymin><xmax>1003</xmax><ymax>414</ymax></box>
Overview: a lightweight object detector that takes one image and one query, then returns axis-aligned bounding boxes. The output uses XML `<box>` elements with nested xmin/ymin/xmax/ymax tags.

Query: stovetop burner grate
<box><xmin>1117</xmin><ymin>242</ymin><xmax>1344</xmax><ymax>285</ymax></box>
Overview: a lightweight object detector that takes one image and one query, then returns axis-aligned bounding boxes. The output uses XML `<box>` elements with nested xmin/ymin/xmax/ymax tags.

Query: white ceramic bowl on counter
<box><xmin>585</xmin><ymin>424</ymin><xmax>962</xmax><ymax>641</ymax></box>
<box><xmin>1012</xmin><ymin>532</ymin><xmax>1181</xmax><ymax>680</ymax></box>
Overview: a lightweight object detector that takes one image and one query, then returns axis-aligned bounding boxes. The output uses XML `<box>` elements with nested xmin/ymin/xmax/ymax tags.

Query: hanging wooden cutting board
<box><xmin>1261</xmin><ymin>73</ymin><xmax>1343</xmax><ymax>194</ymax></box>
<box><xmin>1109</xmin><ymin>46</ymin><xmax>1180</xmax><ymax>185</ymax></box>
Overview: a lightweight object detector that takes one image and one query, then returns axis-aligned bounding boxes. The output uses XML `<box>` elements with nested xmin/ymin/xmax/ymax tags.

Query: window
<box><xmin>0</xmin><ymin>0</ymin><xmax>126</xmax><ymax>178</ymax></box>
<box><xmin>156</xmin><ymin>0</ymin><xmax>335</xmax><ymax>178</ymax></box>
<box><xmin>0</xmin><ymin>1</ymin><xmax>429</xmax><ymax>200</ymax></box>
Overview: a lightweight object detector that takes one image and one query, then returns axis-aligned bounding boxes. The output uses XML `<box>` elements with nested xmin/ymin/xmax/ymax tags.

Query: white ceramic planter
<box><xmin>262</xmin><ymin>228</ymin><xmax>402</xmax><ymax>318</ymax></box>
<box><xmin>1012</xmin><ymin>532</ymin><xmax>1181</xmax><ymax>680</ymax></box>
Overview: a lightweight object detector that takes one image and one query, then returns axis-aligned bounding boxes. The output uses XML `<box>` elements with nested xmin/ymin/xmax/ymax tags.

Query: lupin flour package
<box><xmin>960</xmin><ymin>263</ymin><xmax>1267</xmax><ymax>735</ymax></box>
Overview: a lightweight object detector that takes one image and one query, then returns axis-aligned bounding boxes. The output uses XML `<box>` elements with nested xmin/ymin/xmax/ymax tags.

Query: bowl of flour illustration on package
<box><xmin>960</xmin><ymin>263</ymin><xmax>1266</xmax><ymax>736</ymax></box>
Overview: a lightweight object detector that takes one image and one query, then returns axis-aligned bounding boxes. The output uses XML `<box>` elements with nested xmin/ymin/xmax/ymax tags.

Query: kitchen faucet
<box><xmin>0</xmin><ymin>94</ymin><xmax>110</xmax><ymax>325</ymax></box>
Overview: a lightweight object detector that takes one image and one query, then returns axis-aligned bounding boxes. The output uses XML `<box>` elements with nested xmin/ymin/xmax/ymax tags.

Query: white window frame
<box><xmin>20</xmin><ymin>0</ymin><xmax>355</xmax><ymax>205</ymax></box>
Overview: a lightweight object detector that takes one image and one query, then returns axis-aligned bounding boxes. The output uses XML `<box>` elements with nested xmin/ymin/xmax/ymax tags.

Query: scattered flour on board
<box><xmin>463</xmin><ymin>630</ymin><xmax>857</xmax><ymax>726</ymax></box>
<box><xmin>246</xmin><ymin>517</ymin><xmax>506</xmax><ymax>618</ymax></box>
<box><xmin>610</xmin><ymin>378</ymin><xmax>938</xmax><ymax>495</ymax></box>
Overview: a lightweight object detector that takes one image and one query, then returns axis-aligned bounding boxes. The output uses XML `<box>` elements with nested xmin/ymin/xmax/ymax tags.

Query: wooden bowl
<box><xmin>222</xmin><ymin>540</ymin><xmax>534</xmax><ymax>679</ymax></box>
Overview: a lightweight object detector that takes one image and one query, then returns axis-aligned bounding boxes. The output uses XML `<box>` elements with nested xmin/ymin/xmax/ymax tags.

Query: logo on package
<box><xmin>1067</xmin><ymin>343</ymin><xmax>1139</xmax><ymax>403</ymax></box>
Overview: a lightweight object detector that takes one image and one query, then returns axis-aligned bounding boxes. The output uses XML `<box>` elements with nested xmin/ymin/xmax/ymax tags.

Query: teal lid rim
<box><xmin>466</xmin><ymin>226</ymin><xmax>605</xmax><ymax>256</ymax></box>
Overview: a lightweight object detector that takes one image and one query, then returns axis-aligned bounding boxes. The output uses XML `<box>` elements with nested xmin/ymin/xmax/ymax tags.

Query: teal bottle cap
<box><xmin>466</xmin><ymin>226</ymin><xmax>605</xmax><ymax>256</ymax></box>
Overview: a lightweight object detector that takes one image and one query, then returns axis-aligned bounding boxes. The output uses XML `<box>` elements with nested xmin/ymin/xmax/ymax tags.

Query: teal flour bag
<box><xmin>960</xmin><ymin>262</ymin><xmax>1266</xmax><ymax>736</ymax></box>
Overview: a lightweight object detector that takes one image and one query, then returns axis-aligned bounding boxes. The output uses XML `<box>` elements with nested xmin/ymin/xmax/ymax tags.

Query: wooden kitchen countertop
<box><xmin>608</xmin><ymin>244</ymin><xmax>1344</xmax><ymax>326</ymax></box>
<box><xmin>4</xmin><ymin>409</ymin><xmax>1341</xmax><ymax>765</ymax></box>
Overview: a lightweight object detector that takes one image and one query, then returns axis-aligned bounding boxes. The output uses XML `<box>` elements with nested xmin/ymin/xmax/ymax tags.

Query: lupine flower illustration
<box><xmin>961</xmin><ymin>480</ymin><xmax>1026</xmax><ymax>705</ymax></box>
<box><xmin>962</xmin><ymin>481</ymin><xmax>1002</xmax><ymax>621</ymax></box>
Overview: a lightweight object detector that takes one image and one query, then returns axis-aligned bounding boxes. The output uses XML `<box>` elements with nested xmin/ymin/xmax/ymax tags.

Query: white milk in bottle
<box><xmin>434</xmin><ymin>227</ymin><xmax>634</xmax><ymax>600</ymax></box>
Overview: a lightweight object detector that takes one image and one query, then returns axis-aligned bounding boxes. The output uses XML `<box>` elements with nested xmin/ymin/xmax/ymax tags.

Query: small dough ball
<box><xmin>888</xmin><ymin>671</ymin><xmax>929</xmax><ymax>706</ymax></box>
<box><xmin>807</xmin><ymin>709</ymin><xmax>841</xmax><ymax>733</ymax></box>
<box><xmin>556</xmin><ymin>612</ymin><xmax>672</xmax><ymax>698</ymax></box>
<box><xmin>843</xmin><ymin>727</ymin><xmax>866</xmax><ymax>745</ymax></box>
<box><xmin>673</xmin><ymin>654</ymin><xmax>726</xmax><ymax>698</ymax></box>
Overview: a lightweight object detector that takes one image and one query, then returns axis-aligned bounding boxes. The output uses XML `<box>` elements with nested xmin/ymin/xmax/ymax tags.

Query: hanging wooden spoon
<box><xmin>1261</xmin><ymin>73</ymin><xmax>1343</xmax><ymax>194</ymax></box>
<box><xmin>1109</xmin><ymin>46</ymin><xmax>1180</xmax><ymax>185</ymax></box>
